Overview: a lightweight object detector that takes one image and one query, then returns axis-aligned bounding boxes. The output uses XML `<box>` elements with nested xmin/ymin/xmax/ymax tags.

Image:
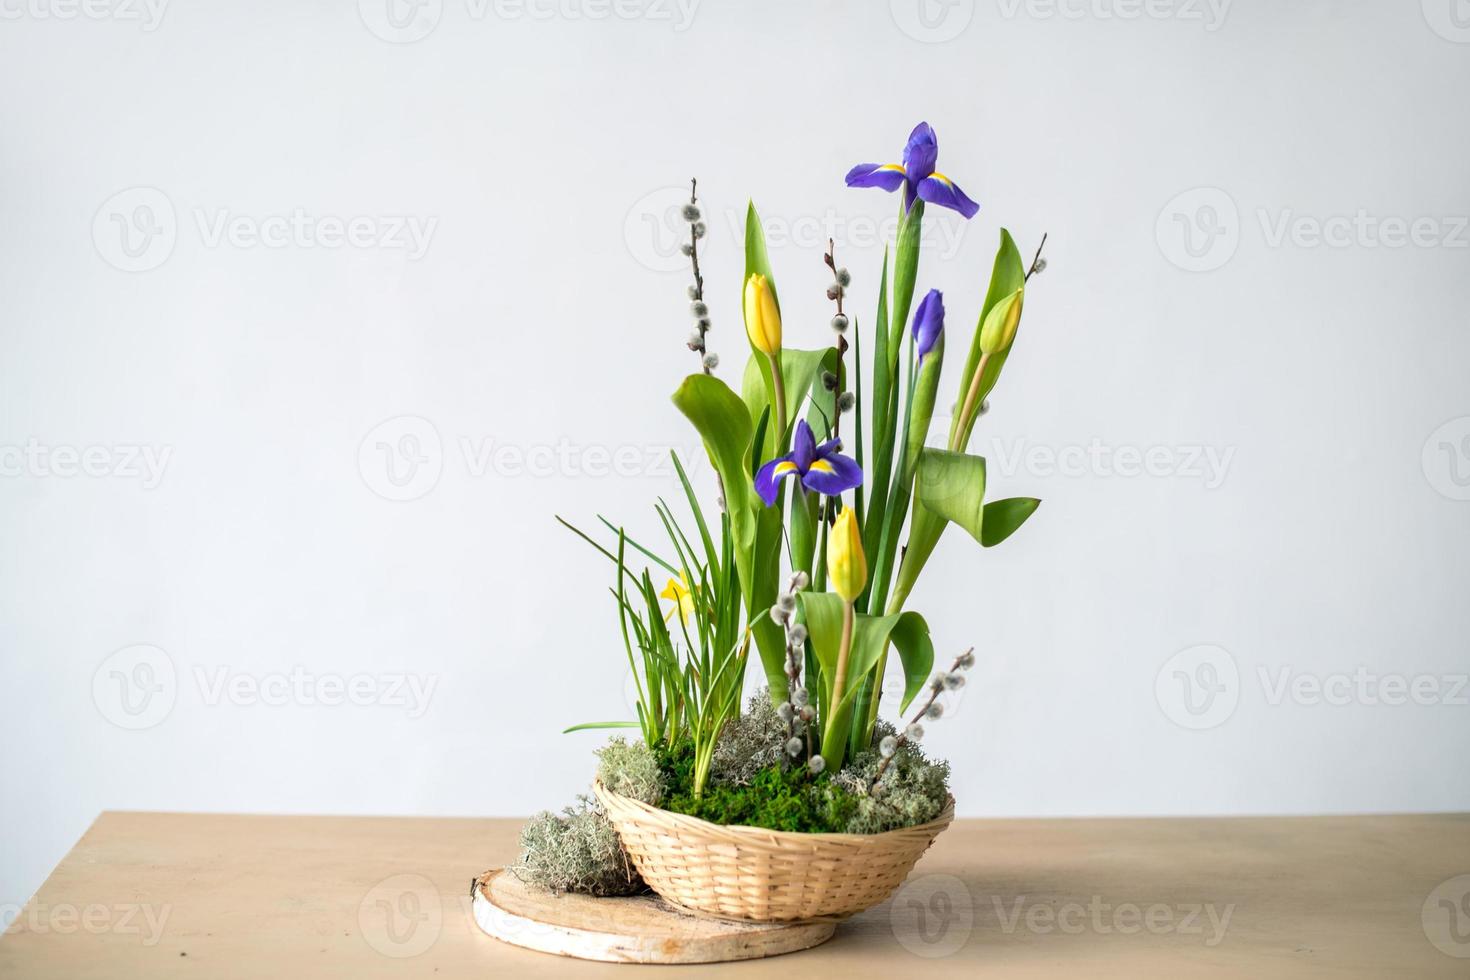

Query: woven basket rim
<box><xmin>593</xmin><ymin>778</ymin><xmax>956</xmax><ymax>845</ymax></box>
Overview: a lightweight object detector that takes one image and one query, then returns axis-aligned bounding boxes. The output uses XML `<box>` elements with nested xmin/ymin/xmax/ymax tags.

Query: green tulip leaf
<box><xmin>672</xmin><ymin>373</ymin><xmax>755</xmax><ymax>565</ymax></box>
<box><xmin>741</xmin><ymin>347</ymin><xmax>838</xmax><ymax>458</ymax></box>
<box><xmin>799</xmin><ymin>593</ymin><xmax>936</xmax><ymax>738</ymax></box>
<box><xmin>744</xmin><ymin>200</ymin><xmax>779</xmax><ymax>315</ymax></box>
<box><xmin>981</xmin><ymin>497</ymin><xmax>1042</xmax><ymax>548</ymax></box>
<box><xmin>915</xmin><ymin>448</ymin><xmax>988</xmax><ymax>544</ymax></box>
<box><xmin>952</xmin><ymin>229</ymin><xmax>1026</xmax><ymax>449</ymax></box>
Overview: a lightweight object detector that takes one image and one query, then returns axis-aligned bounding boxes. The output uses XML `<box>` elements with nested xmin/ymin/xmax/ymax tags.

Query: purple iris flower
<box><xmin>845</xmin><ymin>122</ymin><xmax>980</xmax><ymax>220</ymax></box>
<box><xmin>912</xmin><ymin>289</ymin><xmax>944</xmax><ymax>362</ymax></box>
<box><xmin>754</xmin><ymin>420</ymin><xmax>863</xmax><ymax>506</ymax></box>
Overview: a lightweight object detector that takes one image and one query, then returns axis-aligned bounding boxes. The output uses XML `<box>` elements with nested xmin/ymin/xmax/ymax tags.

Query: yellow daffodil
<box><xmin>659</xmin><ymin>573</ymin><xmax>696</xmax><ymax>625</ymax></box>
<box><xmin>827</xmin><ymin>507</ymin><xmax>868</xmax><ymax>604</ymax></box>
<box><xmin>743</xmin><ymin>273</ymin><xmax>782</xmax><ymax>355</ymax></box>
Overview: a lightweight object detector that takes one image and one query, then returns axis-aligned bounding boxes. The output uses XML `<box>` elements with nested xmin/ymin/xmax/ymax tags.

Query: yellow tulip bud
<box><xmin>827</xmin><ymin>507</ymin><xmax>867</xmax><ymax>604</ymax></box>
<box><xmin>743</xmin><ymin>273</ymin><xmax>782</xmax><ymax>355</ymax></box>
<box><xmin>978</xmin><ymin>287</ymin><xmax>1024</xmax><ymax>355</ymax></box>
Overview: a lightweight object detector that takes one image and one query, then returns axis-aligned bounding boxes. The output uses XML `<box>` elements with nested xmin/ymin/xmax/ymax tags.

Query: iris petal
<box><xmin>845</xmin><ymin>162</ymin><xmax>907</xmax><ymax>192</ymax></box>
<box><xmin>902</xmin><ymin>122</ymin><xmax>938</xmax><ymax>183</ymax></box>
<box><xmin>915</xmin><ymin>173</ymin><xmax>979</xmax><ymax>219</ymax></box>
<box><xmin>791</xmin><ymin>419</ymin><xmax>817</xmax><ymax>470</ymax></box>
<box><xmin>801</xmin><ymin>452</ymin><xmax>864</xmax><ymax>497</ymax></box>
<box><xmin>754</xmin><ymin>456</ymin><xmax>799</xmax><ymax>506</ymax></box>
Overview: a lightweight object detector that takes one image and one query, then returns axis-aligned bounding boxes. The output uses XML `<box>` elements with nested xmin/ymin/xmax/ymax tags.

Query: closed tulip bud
<box><xmin>978</xmin><ymin>287</ymin><xmax>1024</xmax><ymax>354</ymax></box>
<box><xmin>743</xmin><ymin>273</ymin><xmax>782</xmax><ymax>355</ymax></box>
<box><xmin>827</xmin><ymin>507</ymin><xmax>867</xmax><ymax>603</ymax></box>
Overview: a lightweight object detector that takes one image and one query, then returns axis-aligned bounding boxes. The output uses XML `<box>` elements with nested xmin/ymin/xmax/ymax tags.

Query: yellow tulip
<box><xmin>978</xmin><ymin>287</ymin><xmax>1024</xmax><ymax>355</ymax></box>
<box><xmin>743</xmin><ymin>273</ymin><xmax>782</xmax><ymax>355</ymax></box>
<box><xmin>827</xmin><ymin>507</ymin><xmax>867</xmax><ymax>603</ymax></box>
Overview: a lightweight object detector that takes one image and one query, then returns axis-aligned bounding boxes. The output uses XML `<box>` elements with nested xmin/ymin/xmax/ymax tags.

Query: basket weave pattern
<box><xmin>593</xmin><ymin>780</ymin><xmax>954</xmax><ymax>922</ymax></box>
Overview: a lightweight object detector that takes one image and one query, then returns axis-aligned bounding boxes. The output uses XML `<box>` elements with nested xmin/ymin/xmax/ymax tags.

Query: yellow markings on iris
<box><xmin>807</xmin><ymin>459</ymin><xmax>836</xmax><ymax>475</ymax></box>
<box><xmin>773</xmin><ymin>460</ymin><xmax>799</xmax><ymax>477</ymax></box>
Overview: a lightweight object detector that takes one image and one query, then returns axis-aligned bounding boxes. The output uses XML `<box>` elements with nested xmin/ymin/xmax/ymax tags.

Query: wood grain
<box><xmin>1</xmin><ymin>811</ymin><xmax>1467</xmax><ymax>977</ymax></box>
<box><xmin>472</xmin><ymin>869</ymin><xmax>835</xmax><ymax>962</ymax></box>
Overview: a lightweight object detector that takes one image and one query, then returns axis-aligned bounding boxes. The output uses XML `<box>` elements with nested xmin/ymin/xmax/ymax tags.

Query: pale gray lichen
<box><xmin>709</xmin><ymin>692</ymin><xmax>787</xmax><ymax>786</ymax></box>
<box><xmin>510</xmin><ymin>796</ymin><xmax>643</xmax><ymax>897</ymax></box>
<box><xmin>595</xmin><ymin>737</ymin><xmax>665</xmax><ymax>805</ymax></box>
<box><xmin>831</xmin><ymin>721</ymin><xmax>951</xmax><ymax>835</ymax></box>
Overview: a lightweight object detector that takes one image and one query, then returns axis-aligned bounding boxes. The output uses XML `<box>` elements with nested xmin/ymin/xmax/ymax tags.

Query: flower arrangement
<box><xmin>515</xmin><ymin>122</ymin><xmax>1047</xmax><ymax>920</ymax></box>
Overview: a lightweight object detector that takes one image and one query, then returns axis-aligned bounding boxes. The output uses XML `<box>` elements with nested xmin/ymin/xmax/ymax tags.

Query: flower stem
<box><xmin>822</xmin><ymin>599</ymin><xmax>856</xmax><ymax>770</ymax></box>
<box><xmin>952</xmin><ymin>350</ymin><xmax>991</xmax><ymax>451</ymax></box>
<box><xmin>767</xmin><ymin>351</ymin><xmax>787</xmax><ymax>444</ymax></box>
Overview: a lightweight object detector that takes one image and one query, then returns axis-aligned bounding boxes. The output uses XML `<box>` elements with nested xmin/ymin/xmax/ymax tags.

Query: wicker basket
<box><xmin>593</xmin><ymin>779</ymin><xmax>954</xmax><ymax>923</ymax></box>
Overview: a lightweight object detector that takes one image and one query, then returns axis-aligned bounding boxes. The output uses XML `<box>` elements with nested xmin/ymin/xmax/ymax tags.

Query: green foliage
<box><xmin>560</xmin><ymin>465</ymin><xmax>749</xmax><ymax>799</ymax></box>
<box><xmin>595</xmin><ymin>737</ymin><xmax>665</xmax><ymax>805</ymax></box>
<box><xmin>799</xmin><ymin>591</ymin><xmax>934</xmax><ymax>770</ymax></box>
<box><xmin>651</xmin><ymin>714</ymin><xmax>950</xmax><ymax>835</ymax></box>
<box><xmin>511</xmin><ymin>797</ymin><xmax>643</xmax><ymax>897</ymax></box>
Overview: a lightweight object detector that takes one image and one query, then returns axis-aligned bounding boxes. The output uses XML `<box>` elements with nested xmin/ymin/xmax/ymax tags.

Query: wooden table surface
<box><xmin>2</xmin><ymin>811</ymin><xmax>1467</xmax><ymax>978</ymax></box>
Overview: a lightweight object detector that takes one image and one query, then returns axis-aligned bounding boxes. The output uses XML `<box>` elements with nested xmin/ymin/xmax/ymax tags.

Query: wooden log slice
<box><xmin>472</xmin><ymin>869</ymin><xmax>837</xmax><ymax>964</ymax></box>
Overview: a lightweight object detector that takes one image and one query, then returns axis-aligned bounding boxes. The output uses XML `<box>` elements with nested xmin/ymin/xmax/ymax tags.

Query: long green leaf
<box><xmin>952</xmin><ymin>229</ymin><xmax>1026</xmax><ymax>450</ymax></box>
<box><xmin>671</xmin><ymin>452</ymin><xmax>720</xmax><ymax>578</ymax></box>
<box><xmin>861</xmin><ymin>251</ymin><xmax>893</xmax><ymax>603</ymax></box>
<box><xmin>596</xmin><ymin>516</ymin><xmax>679</xmax><ymax>576</ymax></box>
<box><xmin>889</xmin><ymin>201</ymin><xmax>925</xmax><ymax>362</ymax></box>
<box><xmin>562</xmin><ymin>721</ymin><xmax>641</xmax><ymax>734</ymax></box>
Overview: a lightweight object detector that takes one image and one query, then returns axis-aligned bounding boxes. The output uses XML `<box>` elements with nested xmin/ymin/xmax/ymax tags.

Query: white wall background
<box><xmin>3</xmin><ymin>0</ymin><xmax>1469</xmax><ymax>913</ymax></box>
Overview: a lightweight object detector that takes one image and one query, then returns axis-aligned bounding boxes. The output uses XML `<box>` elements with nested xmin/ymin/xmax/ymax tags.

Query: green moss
<box><xmin>645</xmin><ymin>718</ymin><xmax>950</xmax><ymax>835</ymax></box>
<box><xmin>664</xmin><ymin>760</ymin><xmax>858</xmax><ymax>833</ymax></box>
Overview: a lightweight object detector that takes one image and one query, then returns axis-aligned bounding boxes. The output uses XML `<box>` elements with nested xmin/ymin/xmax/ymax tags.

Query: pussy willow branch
<box><xmin>687</xmin><ymin>177</ymin><xmax>711</xmax><ymax>375</ymax></box>
<box><xmin>822</xmin><ymin>238</ymin><xmax>849</xmax><ymax>443</ymax></box>
<box><xmin>1024</xmin><ymin>232</ymin><xmax>1049</xmax><ymax>283</ymax></box>
<box><xmin>869</xmin><ymin>648</ymin><xmax>974</xmax><ymax>791</ymax></box>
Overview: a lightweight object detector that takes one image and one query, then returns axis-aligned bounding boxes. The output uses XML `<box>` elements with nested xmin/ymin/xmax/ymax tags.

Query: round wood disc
<box><xmin>472</xmin><ymin>870</ymin><xmax>836</xmax><ymax>964</ymax></box>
